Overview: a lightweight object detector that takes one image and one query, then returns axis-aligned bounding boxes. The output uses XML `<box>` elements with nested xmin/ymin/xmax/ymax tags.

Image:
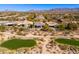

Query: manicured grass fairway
<box><xmin>55</xmin><ymin>38</ymin><xmax>79</xmax><ymax>46</ymax></box>
<box><xmin>0</xmin><ymin>38</ymin><xmax>36</xmax><ymax>49</ymax></box>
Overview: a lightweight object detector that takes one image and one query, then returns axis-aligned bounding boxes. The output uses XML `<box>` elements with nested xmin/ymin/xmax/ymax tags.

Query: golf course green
<box><xmin>0</xmin><ymin>38</ymin><xmax>36</xmax><ymax>50</ymax></box>
<box><xmin>55</xmin><ymin>38</ymin><xmax>79</xmax><ymax>46</ymax></box>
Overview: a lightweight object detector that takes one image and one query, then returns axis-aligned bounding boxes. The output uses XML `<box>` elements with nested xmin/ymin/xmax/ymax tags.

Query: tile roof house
<box><xmin>3</xmin><ymin>22</ymin><xmax>17</xmax><ymax>26</ymax></box>
<box><xmin>35</xmin><ymin>15</ymin><xmax>45</xmax><ymax>20</ymax></box>
<box><xmin>0</xmin><ymin>21</ymin><xmax>16</xmax><ymax>26</ymax></box>
<box><xmin>46</xmin><ymin>22</ymin><xmax>59</xmax><ymax>27</ymax></box>
<box><xmin>34</xmin><ymin>22</ymin><xmax>45</xmax><ymax>28</ymax></box>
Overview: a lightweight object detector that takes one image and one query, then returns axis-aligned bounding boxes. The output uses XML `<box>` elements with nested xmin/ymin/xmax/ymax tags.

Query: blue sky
<box><xmin>0</xmin><ymin>4</ymin><xmax>79</xmax><ymax>11</ymax></box>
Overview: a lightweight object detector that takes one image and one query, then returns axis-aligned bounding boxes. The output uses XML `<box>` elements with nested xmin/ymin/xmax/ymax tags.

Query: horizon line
<box><xmin>0</xmin><ymin>8</ymin><xmax>79</xmax><ymax>12</ymax></box>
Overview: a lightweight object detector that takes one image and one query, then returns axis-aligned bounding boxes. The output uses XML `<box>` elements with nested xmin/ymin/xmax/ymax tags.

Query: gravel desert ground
<box><xmin>0</xmin><ymin>4</ymin><xmax>79</xmax><ymax>54</ymax></box>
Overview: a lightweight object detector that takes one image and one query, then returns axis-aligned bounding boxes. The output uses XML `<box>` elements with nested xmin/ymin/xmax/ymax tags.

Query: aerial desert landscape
<box><xmin>0</xmin><ymin>4</ymin><xmax>79</xmax><ymax>54</ymax></box>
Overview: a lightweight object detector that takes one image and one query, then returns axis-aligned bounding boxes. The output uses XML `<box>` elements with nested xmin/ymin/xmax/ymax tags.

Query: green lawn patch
<box><xmin>55</xmin><ymin>38</ymin><xmax>79</xmax><ymax>46</ymax></box>
<box><xmin>0</xmin><ymin>38</ymin><xmax>36</xmax><ymax>50</ymax></box>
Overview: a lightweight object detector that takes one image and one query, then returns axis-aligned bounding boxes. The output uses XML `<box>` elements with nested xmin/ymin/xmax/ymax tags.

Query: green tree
<box><xmin>0</xmin><ymin>26</ymin><xmax>6</xmax><ymax>32</ymax></box>
<box><xmin>41</xmin><ymin>23</ymin><xmax>50</xmax><ymax>31</ymax></box>
<box><xmin>66</xmin><ymin>23</ymin><xmax>78</xmax><ymax>30</ymax></box>
<box><xmin>57</xmin><ymin>23</ymin><xmax>66</xmax><ymax>30</ymax></box>
<box><xmin>27</xmin><ymin>13</ymin><xmax>36</xmax><ymax>21</ymax></box>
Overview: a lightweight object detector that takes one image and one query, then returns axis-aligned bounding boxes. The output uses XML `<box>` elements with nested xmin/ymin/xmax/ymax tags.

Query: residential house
<box><xmin>34</xmin><ymin>22</ymin><xmax>45</xmax><ymax>28</ymax></box>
